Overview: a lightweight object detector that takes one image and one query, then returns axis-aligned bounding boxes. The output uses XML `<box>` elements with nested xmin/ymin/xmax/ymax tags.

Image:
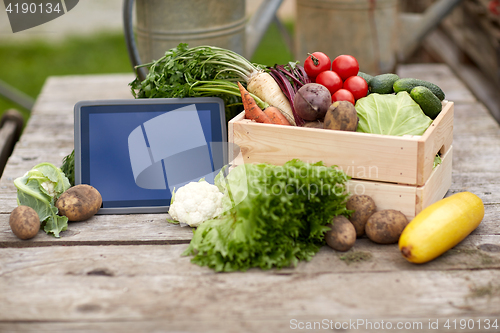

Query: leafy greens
<box><xmin>60</xmin><ymin>149</ymin><xmax>75</xmax><ymax>186</ymax></box>
<box><xmin>355</xmin><ymin>91</ymin><xmax>432</xmax><ymax>136</ymax></box>
<box><xmin>14</xmin><ymin>162</ymin><xmax>71</xmax><ymax>237</ymax></box>
<box><xmin>129</xmin><ymin>43</ymin><xmax>267</xmax><ymax>120</ymax></box>
<box><xmin>183</xmin><ymin>160</ymin><xmax>351</xmax><ymax>272</ymax></box>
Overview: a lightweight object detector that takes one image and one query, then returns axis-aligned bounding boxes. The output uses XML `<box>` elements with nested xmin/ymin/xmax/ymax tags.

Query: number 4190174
<box><xmin>6</xmin><ymin>2</ymin><xmax>61</xmax><ymax>14</ymax></box>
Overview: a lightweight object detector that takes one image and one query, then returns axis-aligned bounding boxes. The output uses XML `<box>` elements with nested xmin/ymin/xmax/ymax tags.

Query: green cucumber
<box><xmin>368</xmin><ymin>73</ymin><xmax>399</xmax><ymax>94</ymax></box>
<box><xmin>393</xmin><ymin>78</ymin><xmax>445</xmax><ymax>101</ymax></box>
<box><xmin>357</xmin><ymin>71</ymin><xmax>373</xmax><ymax>84</ymax></box>
<box><xmin>410</xmin><ymin>86</ymin><xmax>442</xmax><ymax>120</ymax></box>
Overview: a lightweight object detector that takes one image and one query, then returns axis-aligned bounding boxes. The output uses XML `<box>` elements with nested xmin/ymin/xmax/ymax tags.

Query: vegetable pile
<box><xmin>305</xmin><ymin>52</ymin><xmax>366</xmax><ymax>105</ymax></box>
<box><xmin>14</xmin><ymin>163</ymin><xmax>71</xmax><ymax>237</ymax></box>
<box><xmin>12</xmin><ymin>162</ymin><xmax>102</xmax><ymax>239</ymax></box>
<box><xmin>127</xmin><ymin>43</ymin><xmax>460</xmax><ymax>269</ymax></box>
<box><xmin>182</xmin><ymin>160</ymin><xmax>351</xmax><ymax>272</ymax></box>
<box><xmin>297</xmin><ymin>51</ymin><xmax>445</xmax><ymax>134</ymax></box>
<box><xmin>130</xmin><ymin>43</ymin><xmax>446</xmax><ymax>136</ymax></box>
<box><xmin>324</xmin><ymin>194</ymin><xmax>410</xmax><ymax>252</ymax></box>
<box><xmin>324</xmin><ymin>190</ymin><xmax>484</xmax><ymax>266</ymax></box>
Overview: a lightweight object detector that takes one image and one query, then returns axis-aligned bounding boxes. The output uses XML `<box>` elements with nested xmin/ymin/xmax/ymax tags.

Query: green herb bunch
<box><xmin>129</xmin><ymin>43</ymin><xmax>266</xmax><ymax>120</ymax></box>
<box><xmin>60</xmin><ymin>149</ymin><xmax>75</xmax><ymax>186</ymax></box>
<box><xmin>183</xmin><ymin>160</ymin><xmax>351</xmax><ymax>272</ymax></box>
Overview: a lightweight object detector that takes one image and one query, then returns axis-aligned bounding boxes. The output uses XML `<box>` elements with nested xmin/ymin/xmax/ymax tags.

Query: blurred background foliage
<box><xmin>0</xmin><ymin>22</ymin><xmax>294</xmax><ymax>122</ymax></box>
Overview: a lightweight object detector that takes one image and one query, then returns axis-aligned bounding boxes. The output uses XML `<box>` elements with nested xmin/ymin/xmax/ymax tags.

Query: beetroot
<box><xmin>293</xmin><ymin>83</ymin><xmax>331</xmax><ymax>121</ymax></box>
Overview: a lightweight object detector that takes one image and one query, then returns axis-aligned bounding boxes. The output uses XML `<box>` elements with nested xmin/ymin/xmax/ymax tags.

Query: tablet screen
<box><xmin>75</xmin><ymin>98</ymin><xmax>226</xmax><ymax>214</ymax></box>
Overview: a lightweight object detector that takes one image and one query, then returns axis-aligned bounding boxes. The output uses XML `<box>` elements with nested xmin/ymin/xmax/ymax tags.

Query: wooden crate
<box><xmin>347</xmin><ymin>146</ymin><xmax>452</xmax><ymax>219</ymax></box>
<box><xmin>229</xmin><ymin>102</ymin><xmax>453</xmax><ymax>186</ymax></box>
<box><xmin>228</xmin><ymin>101</ymin><xmax>454</xmax><ymax>220</ymax></box>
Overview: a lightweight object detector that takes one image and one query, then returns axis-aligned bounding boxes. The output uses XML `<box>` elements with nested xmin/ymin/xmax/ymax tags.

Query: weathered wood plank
<box><xmin>451</xmin><ymin>138</ymin><xmax>500</xmax><ymax>174</ymax></box>
<box><xmin>26</xmin><ymin>76</ymin><xmax>133</xmax><ymax>130</ymax></box>
<box><xmin>1</xmin><ymin>236</ymin><xmax>499</xmax><ymax>276</ymax></box>
<box><xmin>396</xmin><ymin>63</ymin><xmax>477</xmax><ymax>104</ymax></box>
<box><xmin>450</xmin><ymin>172</ymin><xmax>500</xmax><ymax>196</ymax></box>
<box><xmin>37</xmin><ymin>74</ymin><xmax>134</xmax><ymax>100</ymax></box>
<box><xmin>440</xmin><ymin>4</ymin><xmax>499</xmax><ymax>86</ymax></box>
<box><xmin>19</xmin><ymin>114</ymin><xmax>74</xmax><ymax>132</ymax></box>
<box><xmin>453</xmin><ymin>102</ymin><xmax>500</xmax><ymax>135</ymax></box>
<box><xmin>422</xmin><ymin>29</ymin><xmax>500</xmax><ymax>125</ymax></box>
<box><xmin>449</xmin><ymin>101</ymin><xmax>500</xmax><ymax>176</ymax></box>
<box><xmin>0</xmin><ymin>243</ymin><xmax>499</xmax><ymax>333</ymax></box>
<box><xmin>1</xmin><ymin>315</ymin><xmax>500</xmax><ymax>333</ymax></box>
<box><xmin>0</xmin><ymin>148</ymin><xmax>73</xmax><ymax>180</ymax></box>
<box><xmin>0</xmin><ymin>213</ymin><xmax>193</xmax><ymax>246</ymax></box>
<box><xmin>40</xmin><ymin>74</ymin><xmax>134</xmax><ymax>94</ymax></box>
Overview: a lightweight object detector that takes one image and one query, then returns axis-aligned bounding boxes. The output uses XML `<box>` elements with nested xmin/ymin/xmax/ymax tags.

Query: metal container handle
<box><xmin>123</xmin><ymin>0</ymin><xmax>148</xmax><ymax>81</ymax></box>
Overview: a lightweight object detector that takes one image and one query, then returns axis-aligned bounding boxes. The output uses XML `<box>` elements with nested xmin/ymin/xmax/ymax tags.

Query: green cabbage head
<box><xmin>355</xmin><ymin>91</ymin><xmax>432</xmax><ymax>136</ymax></box>
<box><xmin>14</xmin><ymin>162</ymin><xmax>71</xmax><ymax>237</ymax></box>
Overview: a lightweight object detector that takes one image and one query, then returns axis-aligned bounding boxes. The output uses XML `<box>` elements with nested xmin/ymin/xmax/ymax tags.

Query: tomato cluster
<box><xmin>303</xmin><ymin>52</ymin><xmax>368</xmax><ymax>105</ymax></box>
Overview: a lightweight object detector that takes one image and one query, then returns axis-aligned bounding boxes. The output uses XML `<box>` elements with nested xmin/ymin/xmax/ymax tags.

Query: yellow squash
<box><xmin>399</xmin><ymin>192</ymin><xmax>484</xmax><ymax>264</ymax></box>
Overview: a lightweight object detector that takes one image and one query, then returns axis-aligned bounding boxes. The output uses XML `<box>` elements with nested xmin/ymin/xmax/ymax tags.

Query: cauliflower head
<box><xmin>168</xmin><ymin>180</ymin><xmax>224</xmax><ymax>227</ymax></box>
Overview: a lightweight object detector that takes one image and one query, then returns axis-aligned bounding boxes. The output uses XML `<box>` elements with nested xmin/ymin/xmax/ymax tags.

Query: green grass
<box><xmin>0</xmin><ymin>33</ymin><xmax>133</xmax><ymax>120</ymax></box>
<box><xmin>0</xmin><ymin>22</ymin><xmax>294</xmax><ymax>121</ymax></box>
<box><xmin>251</xmin><ymin>21</ymin><xmax>294</xmax><ymax>66</ymax></box>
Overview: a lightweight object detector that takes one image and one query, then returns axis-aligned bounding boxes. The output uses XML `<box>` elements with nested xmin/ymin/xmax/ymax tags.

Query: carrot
<box><xmin>247</xmin><ymin>72</ymin><xmax>296</xmax><ymax>125</ymax></box>
<box><xmin>238</xmin><ymin>82</ymin><xmax>272</xmax><ymax>124</ymax></box>
<box><xmin>264</xmin><ymin>106</ymin><xmax>291</xmax><ymax>126</ymax></box>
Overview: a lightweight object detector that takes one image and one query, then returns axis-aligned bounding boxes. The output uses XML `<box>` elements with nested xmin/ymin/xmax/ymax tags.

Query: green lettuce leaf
<box><xmin>355</xmin><ymin>91</ymin><xmax>432</xmax><ymax>136</ymax></box>
<box><xmin>214</xmin><ymin>165</ymin><xmax>249</xmax><ymax>214</ymax></box>
<box><xmin>433</xmin><ymin>154</ymin><xmax>442</xmax><ymax>168</ymax></box>
<box><xmin>60</xmin><ymin>150</ymin><xmax>75</xmax><ymax>186</ymax></box>
<box><xmin>14</xmin><ymin>162</ymin><xmax>71</xmax><ymax>237</ymax></box>
<box><xmin>183</xmin><ymin>160</ymin><xmax>351</xmax><ymax>272</ymax></box>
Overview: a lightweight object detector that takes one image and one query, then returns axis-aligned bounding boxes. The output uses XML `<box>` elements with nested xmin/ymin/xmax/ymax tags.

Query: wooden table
<box><xmin>1</xmin><ymin>64</ymin><xmax>499</xmax><ymax>333</ymax></box>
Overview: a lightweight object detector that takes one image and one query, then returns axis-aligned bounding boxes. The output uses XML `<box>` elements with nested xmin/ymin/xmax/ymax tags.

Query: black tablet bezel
<box><xmin>74</xmin><ymin>97</ymin><xmax>226</xmax><ymax>214</ymax></box>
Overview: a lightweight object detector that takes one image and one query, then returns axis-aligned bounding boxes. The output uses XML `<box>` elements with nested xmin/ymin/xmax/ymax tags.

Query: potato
<box><xmin>325</xmin><ymin>215</ymin><xmax>357</xmax><ymax>252</ymax></box>
<box><xmin>365</xmin><ymin>209</ymin><xmax>409</xmax><ymax>244</ymax></box>
<box><xmin>323</xmin><ymin>101</ymin><xmax>359</xmax><ymax>131</ymax></box>
<box><xmin>346</xmin><ymin>194</ymin><xmax>377</xmax><ymax>237</ymax></box>
<box><xmin>9</xmin><ymin>206</ymin><xmax>40</xmax><ymax>240</ymax></box>
<box><xmin>56</xmin><ymin>184</ymin><xmax>102</xmax><ymax>221</ymax></box>
<box><xmin>303</xmin><ymin>120</ymin><xmax>324</xmax><ymax>129</ymax></box>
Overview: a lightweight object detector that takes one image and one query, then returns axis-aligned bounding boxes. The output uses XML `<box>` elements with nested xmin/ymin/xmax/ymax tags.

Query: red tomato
<box><xmin>315</xmin><ymin>70</ymin><xmax>343</xmax><ymax>95</ymax></box>
<box><xmin>303</xmin><ymin>52</ymin><xmax>331</xmax><ymax>81</ymax></box>
<box><xmin>332</xmin><ymin>89</ymin><xmax>355</xmax><ymax>105</ymax></box>
<box><xmin>343</xmin><ymin>76</ymin><xmax>368</xmax><ymax>100</ymax></box>
<box><xmin>331</xmin><ymin>55</ymin><xmax>359</xmax><ymax>81</ymax></box>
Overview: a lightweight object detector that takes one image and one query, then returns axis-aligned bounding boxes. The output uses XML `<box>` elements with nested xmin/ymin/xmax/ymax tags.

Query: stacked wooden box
<box><xmin>228</xmin><ymin>101</ymin><xmax>454</xmax><ymax>220</ymax></box>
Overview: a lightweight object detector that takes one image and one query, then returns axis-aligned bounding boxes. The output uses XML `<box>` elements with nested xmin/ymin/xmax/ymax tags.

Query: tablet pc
<box><xmin>74</xmin><ymin>97</ymin><xmax>227</xmax><ymax>214</ymax></box>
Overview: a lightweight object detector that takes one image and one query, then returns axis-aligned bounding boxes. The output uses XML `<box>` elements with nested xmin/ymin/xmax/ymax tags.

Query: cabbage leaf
<box><xmin>14</xmin><ymin>162</ymin><xmax>71</xmax><ymax>237</ymax></box>
<box><xmin>355</xmin><ymin>91</ymin><xmax>432</xmax><ymax>136</ymax></box>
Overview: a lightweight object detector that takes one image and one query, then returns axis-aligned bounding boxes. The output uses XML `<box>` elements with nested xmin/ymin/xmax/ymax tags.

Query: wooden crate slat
<box><xmin>229</xmin><ymin>103</ymin><xmax>453</xmax><ymax>186</ymax></box>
